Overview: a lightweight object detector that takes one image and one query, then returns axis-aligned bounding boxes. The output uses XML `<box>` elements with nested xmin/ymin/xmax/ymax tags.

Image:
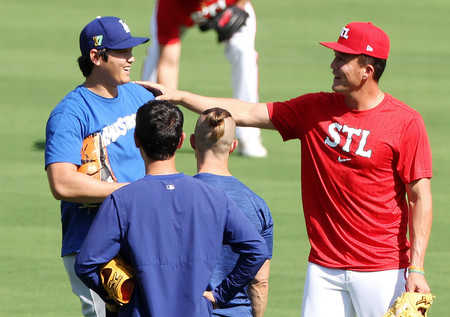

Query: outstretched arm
<box><xmin>135</xmin><ymin>81</ymin><xmax>275</xmax><ymax>130</ymax></box>
<box><xmin>406</xmin><ymin>178</ymin><xmax>432</xmax><ymax>293</ymax></box>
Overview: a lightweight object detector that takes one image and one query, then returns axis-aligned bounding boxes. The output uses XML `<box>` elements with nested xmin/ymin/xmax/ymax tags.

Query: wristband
<box><xmin>409</xmin><ymin>266</ymin><xmax>425</xmax><ymax>275</ymax></box>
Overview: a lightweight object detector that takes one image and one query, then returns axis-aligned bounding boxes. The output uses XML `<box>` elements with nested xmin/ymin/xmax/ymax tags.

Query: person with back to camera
<box><xmin>44</xmin><ymin>16</ymin><xmax>155</xmax><ymax>317</ymax></box>
<box><xmin>141</xmin><ymin>0</ymin><xmax>268</xmax><ymax>158</ymax></box>
<box><xmin>74</xmin><ymin>99</ymin><xmax>269</xmax><ymax>316</ymax></box>
<box><xmin>191</xmin><ymin>107</ymin><xmax>274</xmax><ymax>316</ymax></box>
<box><xmin>136</xmin><ymin>21</ymin><xmax>433</xmax><ymax>316</ymax></box>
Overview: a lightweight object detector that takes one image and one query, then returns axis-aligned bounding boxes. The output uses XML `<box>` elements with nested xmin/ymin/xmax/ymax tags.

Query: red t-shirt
<box><xmin>267</xmin><ymin>92</ymin><xmax>432</xmax><ymax>271</ymax></box>
<box><xmin>156</xmin><ymin>0</ymin><xmax>238</xmax><ymax>45</ymax></box>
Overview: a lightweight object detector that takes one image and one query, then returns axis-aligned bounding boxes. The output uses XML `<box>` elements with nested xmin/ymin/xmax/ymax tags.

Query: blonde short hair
<box><xmin>194</xmin><ymin>108</ymin><xmax>236</xmax><ymax>154</ymax></box>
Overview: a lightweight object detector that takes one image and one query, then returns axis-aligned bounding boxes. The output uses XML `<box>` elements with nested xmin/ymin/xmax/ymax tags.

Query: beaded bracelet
<box><xmin>409</xmin><ymin>266</ymin><xmax>425</xmax><ymax>275</ymax></box>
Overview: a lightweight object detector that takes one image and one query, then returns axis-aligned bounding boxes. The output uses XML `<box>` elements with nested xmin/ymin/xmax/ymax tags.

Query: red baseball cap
<box><xmin>320</xmin><ymin>22</ymin><xmax>390</xmax><ymax>60</ymax></box>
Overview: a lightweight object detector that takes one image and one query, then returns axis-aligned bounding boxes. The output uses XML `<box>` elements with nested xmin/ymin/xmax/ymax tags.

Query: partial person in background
<box><xmin>191</xmin><ymin>107</ymin><xmax>274</xmax><ymax>316</ymax></box>
<box><xmin>136</xmin><ymin>21</ymin><xmax>433</xmax><ymax>316</ymax></box>
<box><xmin>45</xmin><ymin>16</ymin><xmax>154</xmax><ymax>317</ymax></box>
<box><xmin>75</xmin><ymin>100</ymin><xmax>269</xmax><ymax>316</ymax></box>
<box><xmin>141</xmin><ymin>0</ymin><xmax>267</xmax><ymax>157</ymax></box>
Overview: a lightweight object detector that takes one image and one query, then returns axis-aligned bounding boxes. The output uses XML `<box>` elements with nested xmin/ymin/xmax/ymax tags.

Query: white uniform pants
<box><xmin>301</xmin><ymin>262</ymin><xmax>406</xmax><ymax>317</ymax></box>
<box><xmin>63</xmin><ymin>254</ymin><xmax>106</xmax><ymax>317</ymax></box>
<box><xmin>141</xmin><ymin>2</ymin><xmax>261</xmax><ymax>140</ymax></box>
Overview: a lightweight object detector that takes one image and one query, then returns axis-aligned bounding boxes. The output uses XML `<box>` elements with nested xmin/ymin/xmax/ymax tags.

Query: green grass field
<box><xmin>1</xmin><ymin>0</ymin><xmax>449</xmax><ymax>315</ymax></box>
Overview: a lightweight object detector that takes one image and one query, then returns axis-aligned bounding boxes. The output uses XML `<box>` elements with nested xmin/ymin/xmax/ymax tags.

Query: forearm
<box><xmin>177</xmin><ymin>91</ymin><xmax>250</xmax><ymax>119</ymax></box>
<box><xmin>407</xmin><ymin>178</ymin><xmax>432</xmax><ymax>268</ymax></box>
<box><xmin>406</xmin><ymin>178</ymin><xmax>432</xmax><ymax>293</ymax></box>
<box><xmin>135</xmin><ymin>81</ymin><xmax>275</xmax><ymax>128</ymax></box>
<box><xmin>47</xmin><ymin>162</ymin><xmax>126</xmax><ymax>203</ymax></box>
<box><xmin>247</xmin><ymin>260</ymin><xmax>270</xmax><ymax>317</ymax></box>
<box><xmin>54</xmin><ymin>175</ymin><xmax>124</xmax><ymax>204</ymax></box>
<box><xmin>248</xmin><ymin>282</ymin><xmax>268</xmax><ymax>317</ymax></box>
<box><xmin>213</xmin><ymin>249</ymin><xmax>268</xmax><ymax>306</ymax></box>
<box><xmin>170</xmin><ymin>90</ymin><xmax>273</xmax><ymax>128</ymax></box>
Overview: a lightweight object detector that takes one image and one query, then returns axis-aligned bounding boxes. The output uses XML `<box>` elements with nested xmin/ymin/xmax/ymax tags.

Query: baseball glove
<box><xmin>199</xmin><ymin>5</ymin><xmax>249</xmax><ymax>42</ymax></box>
<box><xmin>383</xmin><ymin>292</ymin><xmax>435</xmax><ymax>317</ymax></box>
<box><xmin>77</xmin><ymin>132</ymin><xmax>117</xmax><ymax>183</ymax></box>
<box><xmin>100</xmin><ymin>256</ymin><xmax>135</xmax><ymax>305</ymax></box>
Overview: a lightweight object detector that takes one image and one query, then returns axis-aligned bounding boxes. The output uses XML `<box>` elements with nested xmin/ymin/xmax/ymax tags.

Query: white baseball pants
<box><xmin>301</xmin><ymin>262</ymin><xmax>406</xmax><ymax>317</ymax></box>
<box><xmin>63</xmin><ymin>254</ymin><xmax>106</xmax><ymax>317</ymax></box>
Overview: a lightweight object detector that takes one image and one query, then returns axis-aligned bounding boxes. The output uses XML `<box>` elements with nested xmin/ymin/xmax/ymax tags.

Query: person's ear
<box><xmin>229</xmin><ymin>139</ymin><xmax>238</xmax><ymax>154</ymax></box>
<box><xmin>90</xmin><ymin>49</ymin><xmax>102</xmax><ymax>66</ymax></box>
<box><xmin>190</xmin><ymin>134</ymin><xmax>196</xmax><ymax>150</ymax></box>
<box><xmin>177</xmin><ymin>132</ymin><xmax>186</xmax><ymax>149</ymax></box>
<box><xmin>362</xmin><ymin>64</ymin><xmax>375</xmax><ymax>80</ymax></box>
<box><xmin>134</xmin><ymin>131</ymin><xmax>141</xmax><ymax>148</ymax></box>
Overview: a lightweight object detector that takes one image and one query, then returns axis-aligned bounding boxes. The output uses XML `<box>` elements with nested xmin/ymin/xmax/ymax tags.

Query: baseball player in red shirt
<box><xmin>137</xmin><ymin>21</ymin><xmax>433</xmax><ymax>316</ymax></box>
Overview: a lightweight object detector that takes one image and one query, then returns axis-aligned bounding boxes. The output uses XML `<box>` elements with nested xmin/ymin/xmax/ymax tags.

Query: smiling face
<box><xmin>329</xmin><ymin>51</ymin><xmax>366</xmax><ymax>95</ymax></box>
<box><xmin>100</xmin><ymin>48</ymin><xmax>135</xmax><ymax>87</ymax></box>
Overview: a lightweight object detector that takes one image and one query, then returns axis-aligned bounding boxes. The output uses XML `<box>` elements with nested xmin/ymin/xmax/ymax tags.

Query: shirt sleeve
<box><xmin>267</xmin><ymin>95</ymin><xmax>311</xmax><ymax>141</ymax></box>
<box><xmin>74</xmin><ymin>194</ymin><xmax>124</xmax><ymax>300</ymax></box>
<box><xmin>259</xmin><ymin>205</ymin><xmax>274</xmax><ymax>258</ymax></box>
<box><xmin>396</xmin><ymin>115</ymin><xmax>433</xmax><ymax>184</ymax></box>
<box><xmin>45</xmin><ymin>112</ymin><xmax>84</xmax><ymax>168</ymax></box>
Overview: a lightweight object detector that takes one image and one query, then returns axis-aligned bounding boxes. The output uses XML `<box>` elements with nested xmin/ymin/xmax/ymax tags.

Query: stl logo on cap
<box><xmin>340</xmin><ymin>27</ymin><xmax>350</xmax><ymax>40</ymax></box>
<box><xmin>93</xmin><ymin>35</ymin><xmax>103</xmax><ymax>47</ymax></box>
<box><xmin>319</xmin><ymin>22</ymin><xmax>390</xmax><ymax>60</ymax></box>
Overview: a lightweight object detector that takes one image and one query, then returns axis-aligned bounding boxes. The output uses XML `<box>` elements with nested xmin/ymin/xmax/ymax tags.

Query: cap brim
<box><xmin>319</xmin><ymin>42</ymin><xmax>361</xmax><ymax>55</ymax></box>
<box><xmin>108</xmin><ymin>37</ymin><xmax>149</xmax><ymax>50</ymax></box>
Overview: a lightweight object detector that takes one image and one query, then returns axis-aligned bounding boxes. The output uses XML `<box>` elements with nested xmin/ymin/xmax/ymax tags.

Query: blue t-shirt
<box><xmin>45</xmin><ymin>83</ymin><xmax>154</xmax><ymax>256</ymax></box>
<box><xmin>194</xmin><ymin>173</ymin><xmax>274</xmax><ymax>317</ymax></box>
<box><xmin>75</xmin><ymin>173</ymin><xmax>269</xmax><ymax>317</ymax></box>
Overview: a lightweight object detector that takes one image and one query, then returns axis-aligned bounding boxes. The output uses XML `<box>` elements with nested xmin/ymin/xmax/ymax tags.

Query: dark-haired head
<box><xmin>135</xmin><ymin>100</ymin><xmax>184</xmax><ymax>160</ymax></box>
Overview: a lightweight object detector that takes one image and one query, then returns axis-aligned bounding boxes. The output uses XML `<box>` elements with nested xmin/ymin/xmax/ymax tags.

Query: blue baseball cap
<box><xmin>79</xmin><ymin>16</ymin><xmax>149</xmax><ymax>55</ymax></box>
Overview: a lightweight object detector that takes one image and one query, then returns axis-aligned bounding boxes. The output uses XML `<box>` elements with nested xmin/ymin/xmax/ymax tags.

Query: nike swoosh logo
<box><xmin>338</xmin><ymin>156</ymin><xmax>351</xmax><ymax>162</ymax></box>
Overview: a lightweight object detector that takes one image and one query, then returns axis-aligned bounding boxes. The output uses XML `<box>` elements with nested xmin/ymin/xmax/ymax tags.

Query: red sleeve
<box><xmin>156</xmin><ymin>0</ymin><xmax>240</xmax><ymax>45</ymax></box>
<box><xmin>267</xmin><ymin>97</ymin><xmax>306</xmax><ymax>141</ymax></box>
<box><xmin>396</xmin><ymin>115</ymin><xmax>432</xmax><ymax>184</ymax></box>
<box><xmin>156</xmin><ymin>0</ymin><xmax>186</xmax><ymax>45</ymax></box>
<box><xmin>268</xmin><ymin>93</ymin><xmax>342</xmax><ymax>141</ymax></box>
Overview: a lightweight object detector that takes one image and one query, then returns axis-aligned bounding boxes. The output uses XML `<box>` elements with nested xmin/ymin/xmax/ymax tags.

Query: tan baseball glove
<box><xmin>78</xmin><ymin>132</ymin><xmax>117</xmax><ymax>183</ymax></box>
<box><xmin>383</xmin><ymin>292</ymin><xmax>435</xmax><ymax>317</ymax></box>
<box><xmin>100</xmin><ymin>256</ymin><xmax>135</xmax><ymax>305</ymax></box>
